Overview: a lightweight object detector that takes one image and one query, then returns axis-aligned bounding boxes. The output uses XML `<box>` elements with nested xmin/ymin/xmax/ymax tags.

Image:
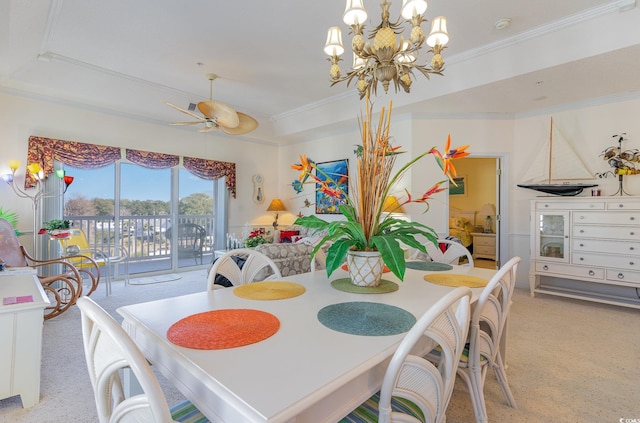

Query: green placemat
<box><xmin>406</xmin><ymin>261</ymin><xmax>453</xmax><ymax>271</ymax></box>
<box><xmin>331</xmin><ymin>278</ymin><xmax>399</xmax><ymax>294</ymax></box>
<box><xmin>317</xmin><ymin>302</ymin><xmax>416</xmax><ymax>336</ymax></box>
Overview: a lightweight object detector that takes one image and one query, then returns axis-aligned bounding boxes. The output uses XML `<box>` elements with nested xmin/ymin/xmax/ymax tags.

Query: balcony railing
<box><xmin>62</xmin><ymin>214</ymin><xmax>215</xmax><ymax>277</ymax></box>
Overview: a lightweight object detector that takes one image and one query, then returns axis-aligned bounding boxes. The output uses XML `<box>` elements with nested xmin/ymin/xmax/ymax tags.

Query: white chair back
<box><xmin>76</xmin><ymin>297</ymin><xmax>176</xmax><ymax>423</ymax></box>
<box><xmin>460</xmin><ymin>256</ymin><xmax>520</xmax><ymax>423</ymax></box>
<box><xmin>424</xmin><ymin>238</ymin><xmax>474</xmax><ymax>267</ymax></box>
<box><xmin>377</xmin><ymin>286</ymin><xmax>472</xmax><ymax>423</ymax></box>
<box><xmin>207</xmin><ymin>248</ymin><xmax>282</xmax><ymax>290</ymax></box>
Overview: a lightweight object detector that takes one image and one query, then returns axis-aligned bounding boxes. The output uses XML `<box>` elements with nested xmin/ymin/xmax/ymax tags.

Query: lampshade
<box><xmin>343</xmin><ymin>0</ymin><xmax>367</xmax><ymax>26</ymax></box>
<box><xmin>267</xmin><ymin>198</ymin><xmax>287</xmax><ymax>212</ymax></box>
<box><xmin>382</xmin><ymin>196</ymin><xmax>405</xmax><ymax>213</ymax></box>
<box><xmin>401</xmin><ymin>0</ymin><xmax>428</xmax><ymax>20</ymax></box>
<box><xmin>427</xmin><ymin>16</ymin><xmax>449</xmax><ymax>47</ymax></box>
<box><xmin>324</xmin><ymin>27</ymin><xmax>344</xmax><ymax>56</ymax></box>
<box><xmin>9</xmin><ymin>160</ymin><xmax>20</xmax><ymax>171</ymax></box>
<box><xmin>479</xmin><ymin>203</ymin><xmax>496</xmax><ymax>217</ymax></box>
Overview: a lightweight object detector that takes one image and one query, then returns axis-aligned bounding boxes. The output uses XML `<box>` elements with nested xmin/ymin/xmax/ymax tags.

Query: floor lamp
<box><xmin>2</xmin><ymin>161</ymin><xmax>73</xmax><ymax>258</ymax></box>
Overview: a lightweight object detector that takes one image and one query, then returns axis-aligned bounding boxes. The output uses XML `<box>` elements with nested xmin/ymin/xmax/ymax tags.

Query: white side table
<box><xmin>471</xmin><ymin>232</ymin><xmax>496</xmax><ymax>261</ymax></box>
<box><xmin>0</xmin><ymin>272</ymin><xmax>50</xmax><ymax>408</ymax></box>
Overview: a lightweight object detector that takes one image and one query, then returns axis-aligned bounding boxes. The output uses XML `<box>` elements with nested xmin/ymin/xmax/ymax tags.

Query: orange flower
<box><xmin>430</xmin><ymin>134</ymin><xmax>469</xmax><ymax>184</ymax></box>
<box><xmin>291</xmin><ymin>155</ymin><xmax>312</xmax><ymax>182</ymax></box>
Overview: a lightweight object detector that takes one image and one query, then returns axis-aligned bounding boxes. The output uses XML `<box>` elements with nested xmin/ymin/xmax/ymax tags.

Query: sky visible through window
<box><xmin>65</xmin><ymin>165</ymin><xmax>212</xmax><ymax>202</ymax></box>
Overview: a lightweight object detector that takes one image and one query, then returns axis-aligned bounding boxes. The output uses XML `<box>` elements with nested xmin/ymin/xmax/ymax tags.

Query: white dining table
<box><xmin>117</xmin><ymin>265</ymin><xmax>497</xmax><ymax>423</ymax></box>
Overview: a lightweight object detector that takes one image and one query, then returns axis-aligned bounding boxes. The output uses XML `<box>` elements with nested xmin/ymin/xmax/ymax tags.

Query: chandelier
<box><xmin>323</xmin><ymin>0</ymin><xmax>449</xmax><ymax>98</ymax></box>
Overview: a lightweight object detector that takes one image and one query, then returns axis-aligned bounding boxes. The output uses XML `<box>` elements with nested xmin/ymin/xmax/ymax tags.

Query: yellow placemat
<box><xmin>234</xmin><ymin>281</ymin><xmax>306</xmax><ymax>300</ymax></box>
<box><xmin>423</xmin><ymin>273</ymin><xmax>488</xmax><ymax>288</ymax></box>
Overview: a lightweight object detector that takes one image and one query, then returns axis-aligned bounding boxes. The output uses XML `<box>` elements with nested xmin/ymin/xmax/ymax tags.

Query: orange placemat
<box><xmin>167</xmin><ymin>309</ymin><xmax>280</xmax><ymax>350</ymax></box>
<box><xmin>233</xmin><ymin>281</ymin><xmax>306</xmax><ymax>300</ymax></box>
<box><xmin>341</xmin><ymin>264</ymin><xmax>391</xmax><ymax>273</ymax></box>
<box><xmin>423</xmin><ymin>273</ymin><xmax>488</xmax><ymax>288</ymax></box>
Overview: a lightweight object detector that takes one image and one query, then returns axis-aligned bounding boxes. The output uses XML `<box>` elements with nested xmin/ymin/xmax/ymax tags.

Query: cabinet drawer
<box><xmin>473</xmin><ymin>236</ymin><xmax>495</xmax><ymax>247</ymax></box>
<box><xmin>572</xmin><ymin>252</ymin><xmax>640</xmax><ymax>270</ymax></box>
<box><xmin>606</xmin><ymin>269</ymin><xmax>640</xmax><ymax>285</ymax></box>
<box><xmin>536</xmin><ymin>201</ymin><xmax>604</xmax><ymax>210</ymax></box>
<box><xmin>607</xmin><ymin>200</ymin><xmax>640</xmax><ymax>210</ymax></box>
<box><xmin>572</xmin><ymin>225</ymin><xmax>640</xmax><ymax>241</ymax></box>
<box><xmin>572</xmin><ymin>239</ymin><xmax>640</xmax><ymax>255</ymax></box>
<box><xmin>573</xmin><ymin>211</ymin><xmax>640</xmax><ymax>225</ymax></box>
<box><xmin>475</xmin><ymin>245</ymin><xmax>494</xmax><ymax>255</ymax></box>
<box><xmin>535</xmin><ymin>261</ymin><xmax>603</xmax><ymax>279</ymax></box>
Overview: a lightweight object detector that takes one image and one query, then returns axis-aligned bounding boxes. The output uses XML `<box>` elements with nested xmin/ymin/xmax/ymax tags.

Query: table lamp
<box><xmin>267</xmin><ymin>198</ymin><xmax>287</xmax><ymax>228</ymax></box>
<box><xmin>479</xmin><ymin>203</ymin><xmax>496</xmax><ymax>233</ymax></box>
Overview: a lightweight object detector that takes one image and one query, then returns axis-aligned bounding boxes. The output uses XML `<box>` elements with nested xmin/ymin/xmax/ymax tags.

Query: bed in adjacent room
<box><xmin>448</xmin><ymin>209</ymin><xmax>476</xmax><ymax>248</ymax></box>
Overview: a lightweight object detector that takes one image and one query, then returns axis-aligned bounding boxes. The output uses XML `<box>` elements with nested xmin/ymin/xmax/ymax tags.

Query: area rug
<box><xmin>128</xmin><ymin>273</ymin><xmax>182</xmax><ymax>285</ymax></box>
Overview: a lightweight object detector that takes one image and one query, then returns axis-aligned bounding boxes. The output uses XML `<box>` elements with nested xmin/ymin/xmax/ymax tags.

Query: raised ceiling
<box><xmin>1</xmin><ymin>0</ymin><xmax>639</xmax><ymax>143</ymax></box>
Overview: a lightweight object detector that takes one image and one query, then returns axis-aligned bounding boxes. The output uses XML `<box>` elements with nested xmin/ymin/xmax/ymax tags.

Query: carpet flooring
<box><xmin>1</xmin><ymin>268</ymin><xmax>639</xmax><ymax>422</ymax></box>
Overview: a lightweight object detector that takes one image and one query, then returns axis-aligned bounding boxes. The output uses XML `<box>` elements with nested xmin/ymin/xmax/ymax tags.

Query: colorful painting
<box><xmin>316</xmin><ymin>159</ymin><xmax>348</xmax><ymax>214</ymax></box>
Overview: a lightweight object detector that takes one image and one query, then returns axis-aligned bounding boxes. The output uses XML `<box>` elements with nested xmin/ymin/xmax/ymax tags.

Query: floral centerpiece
<box><xmin>291</xmin><ymin>94</ymin><xmax>469</xmax><ymax>284</ymax></box>
<box><xmin>244</xmin><ymin>230</ymin><xmax>267</xmax><ymax>248</ymax></box>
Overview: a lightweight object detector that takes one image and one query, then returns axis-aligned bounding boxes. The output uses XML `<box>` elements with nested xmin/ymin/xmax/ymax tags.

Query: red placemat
<box><xmin>167</xmin><ymin>309</ymin><xmax>280</xmax><ymax>350</ymax></box>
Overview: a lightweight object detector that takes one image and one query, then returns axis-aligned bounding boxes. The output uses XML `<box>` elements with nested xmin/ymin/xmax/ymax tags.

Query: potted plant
<box><xmin>40</xmin><ymin>219</ymin><xmax>72</xmax><ymax>239</ymax></box>
<box><xmin>244</xmin><ymin>230</ymin><xmax>267</xmax><ymax>248</ymax></box>
<box><xmin>291</xmin><ymin>94</ymin><xmax>469</xmax><ymax>285</ymax></box>
<box><xmin>0</xmin><ymin>207</ymin><xmax>21</xmax><ymax>236</ymax></box>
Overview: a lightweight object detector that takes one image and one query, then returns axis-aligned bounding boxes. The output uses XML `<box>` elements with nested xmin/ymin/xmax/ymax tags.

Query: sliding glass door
<box><xmin>60</xmin><ymin>161</ymin><xmax>220</xmax><ymax>277</ymax></box>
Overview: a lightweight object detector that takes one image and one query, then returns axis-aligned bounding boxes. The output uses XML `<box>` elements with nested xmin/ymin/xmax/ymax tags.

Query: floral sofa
<box><xmin>253</xmin><ymin>225</ymin><xmax>326</xmax><ymax>277</ymax></box>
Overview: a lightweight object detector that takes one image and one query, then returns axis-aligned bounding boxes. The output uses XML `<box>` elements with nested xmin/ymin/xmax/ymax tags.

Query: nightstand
<box><xmin>471</xmin><ymin>232</ymin><xmax>496</xmax><ymax>261</ymax></box>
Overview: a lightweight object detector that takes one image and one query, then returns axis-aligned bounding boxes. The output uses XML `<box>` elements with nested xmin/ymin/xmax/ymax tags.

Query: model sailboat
<box><xmin>518</xmin><ymin>117</ymin><xmax>598</xmax><ymax>196</ymax></box>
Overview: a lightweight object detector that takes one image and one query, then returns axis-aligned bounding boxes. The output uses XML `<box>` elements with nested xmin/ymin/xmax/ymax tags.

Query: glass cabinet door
<box><xmin>536</xmin><ymin>212</ymin><xmax>569</xmax><ymax>261</ymax></box>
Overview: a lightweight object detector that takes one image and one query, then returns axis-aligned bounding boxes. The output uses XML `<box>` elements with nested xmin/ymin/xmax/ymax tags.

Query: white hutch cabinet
<box><xmin>529</xmin><ymin>196</ymin><xmax>640</xmax><ymax>309</ymax></box>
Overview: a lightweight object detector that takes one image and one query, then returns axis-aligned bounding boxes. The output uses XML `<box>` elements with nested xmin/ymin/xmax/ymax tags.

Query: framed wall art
<box><xmin>449</xmin><ymin>176</ymin><xmax>466</xmax><ymax>196</ymax></box>
<box><xmin>315</xmin><ymin>159</ymin><xmax>348</xmax><ymax>214</ymax></box>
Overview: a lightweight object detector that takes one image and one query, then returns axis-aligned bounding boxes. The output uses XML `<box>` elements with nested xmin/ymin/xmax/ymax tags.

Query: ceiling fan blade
<box><xmin>165</xmin><ymin>101</ymin><xmax>206</xmax><ymax>121</ymax></box>
<box><xmin>170</xmin><ymin>121</ymin><xmax>202</xmax><ymax>126</ymax></box>
<box><xmin>197</xmin><ymin>101</ymin><xmax>240</xmax><ymax>129</ymax></box>
<box><xmin>221</xmin><ymin>112</ymin><xmax>259</xmax><ymax>135</ymax></box>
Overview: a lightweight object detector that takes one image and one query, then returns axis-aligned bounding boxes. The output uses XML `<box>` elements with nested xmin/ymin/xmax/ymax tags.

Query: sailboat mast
<box><xmin>548</xmin><ymin>117</ymin><xmax>553</xmax><ymax>184</ymax></box>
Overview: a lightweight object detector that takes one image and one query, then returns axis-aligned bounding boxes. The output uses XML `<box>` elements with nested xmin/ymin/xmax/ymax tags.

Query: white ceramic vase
<box><xmin>346</xmin><ymin>250</ymin><xmax>383</xmax><ymax>287</ymax></box>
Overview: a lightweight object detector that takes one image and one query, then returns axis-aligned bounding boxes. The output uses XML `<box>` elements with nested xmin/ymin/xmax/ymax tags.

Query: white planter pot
<box><xmin>346</xmin><ymin>250</ymin><xmax>383</xmax><ymax>287</ymax></box>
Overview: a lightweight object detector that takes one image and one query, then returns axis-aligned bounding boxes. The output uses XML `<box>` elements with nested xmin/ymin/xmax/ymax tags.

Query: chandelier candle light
<box><xmin>324</xmin><ymin>0</ymin><xmax>449</xmax><ymax>98</ymax></box>
<box><xmin>2</xmin><ymin>160</ymin><xmax>73</xmax><ymax>254</ymax></box>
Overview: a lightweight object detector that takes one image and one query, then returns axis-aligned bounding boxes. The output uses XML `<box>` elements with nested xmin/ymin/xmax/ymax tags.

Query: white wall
<box><xmin>0</xmin><ymin>90</ymin><xmax>279</xmax><ymax>250</ymax></box>
<box><xmin>4</xmin><ymin>88</ymin><xmax>640</xmax><ymax>289</ymax></box>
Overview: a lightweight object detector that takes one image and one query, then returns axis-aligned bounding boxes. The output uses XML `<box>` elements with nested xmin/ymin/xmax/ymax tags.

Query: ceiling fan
<box><xmin>165</xmin><ymin>73</ymin><xmax>258</xmax><ymax>135</ymax></box>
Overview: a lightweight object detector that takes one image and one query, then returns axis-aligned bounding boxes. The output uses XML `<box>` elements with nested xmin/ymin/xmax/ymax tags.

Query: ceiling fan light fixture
<box><xmin>165</xmin><ymin>74</ymin><xmax>258</xmax><ymax>135</ymax></box>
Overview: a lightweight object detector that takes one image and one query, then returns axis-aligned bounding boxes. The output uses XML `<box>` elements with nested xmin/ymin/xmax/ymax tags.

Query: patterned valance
<box><xmin>126</xmin><ymin>149</ymin><xmax>179</xmax><ymax>169</ymax></box>
<box><xmin>184</xmin><ymin>156</ymin><xmax>236</xmax><ymax>197</ymax></box>
<box><xmin>25</xmin><ymin>136</ymin><xmax>236</xmax><ymax>197</ymax></box>
<box><xmin>26</xmin><ymin>136</ymin><xmax>121</xmax><ymax>187</ymax></box>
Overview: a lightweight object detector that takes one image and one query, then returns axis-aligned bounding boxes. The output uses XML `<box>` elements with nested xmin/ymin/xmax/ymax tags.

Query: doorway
<box><xmin>448</xmin><ymin>156</ymin><xmax>505</xmax><ymax>268</ymax></box>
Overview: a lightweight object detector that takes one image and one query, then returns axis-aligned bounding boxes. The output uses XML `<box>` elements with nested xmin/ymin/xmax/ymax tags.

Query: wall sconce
<box><xmin>266</xmin><ymin>198</ymin><xmax>287</xmax><ymax>229</ymax></box>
